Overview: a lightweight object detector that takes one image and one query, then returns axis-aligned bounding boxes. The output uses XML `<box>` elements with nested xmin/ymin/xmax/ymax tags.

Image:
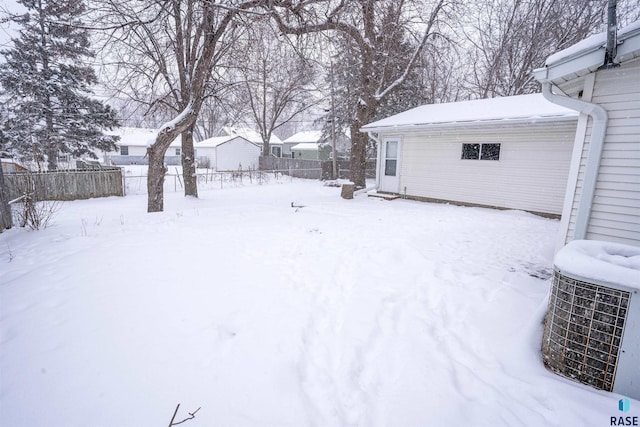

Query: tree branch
<box><xmin>168</xmin><ymin>403</ymin><xmax>201</xmax><ymax>427</ymax></box>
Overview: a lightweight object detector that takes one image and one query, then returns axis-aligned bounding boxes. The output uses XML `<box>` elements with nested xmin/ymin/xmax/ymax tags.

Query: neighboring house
<box><xmin>195</xmin><ymin>135</ymin><xmax>260</xmax><ymax>171</ymax></box>
<box><xmin>282</xmin><ymin>130</ymin><xmax>350</xmax><ymax>159</ymax></box>
<box><xmin>219</xmin><ymin>126</ymin><xmax>283</xmax><ymax>158</ymax></box>
<box><xmin>534</xmin><ymin>20</ymin><xmax>640</xmax><ymax>247</ymax></box>
<box><xmin>361</xmin><ymin>93</ymin><xmax>579</xmax><ymax>217</ymax></box>
<box><xmin>1</xmin><ymin>158</ymin><xmax>30</xmax><ymax>173</ymax></box>
<box><xmin>102</xmin><ymin>128</ymin><xmax>182</xmax><ymax>166</ymax></box>
<box><xmin>291</xmin><ymin>142</ymin><xmax>332</xmax><ymax>161</ymax></box>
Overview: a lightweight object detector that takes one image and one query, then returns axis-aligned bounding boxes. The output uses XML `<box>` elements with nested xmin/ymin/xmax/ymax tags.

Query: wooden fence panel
<box><xmin>4</xmin><ymin>168</ymin><xmax>124</xmax><ymax>201</ymax></box>
<box><xmin>259</xmin><ymin>157</ymin><xmax>323</xmax><ymax>179</ymax></box>
<box><xmin>259</xmin><ymin>156</ymin><xmax>377</xmax><ymax>180</ymax></box>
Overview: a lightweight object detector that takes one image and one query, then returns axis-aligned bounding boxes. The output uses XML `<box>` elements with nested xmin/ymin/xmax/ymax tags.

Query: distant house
<box><xmin>291</xmin><ymin>142</ymin><xmax>332</xmax><ymax>161</ymax></box>
<box><xmin>282</xmin><ymin>130</ymin><xmax>350</xmax><ymax>159</ymax></box>
<box><xmin>361</xmin><ymin>93</ymin><xmax>579</xmax><ymax>217</ymax></box>
<box><xmin>103</xmin><ymin>128</ymin><xmax>182</xmax><ymax>166</ymax></box>
<box><xmin>219</xmin><ymin>127</ymin><xmax>283</xmax><ymax>157</ymax></box>
<box><xmin>1</xmin><ymin>159</ymin><xmax>30</xmax><ymax>173</ymax></box>
<box><xmin>534</xmin><ymin>20</ymin><xmax>640</xmax><ymax>247</ymax></box>
<box><xmin>195</xmin><ymin>135</ymin><xmax>260</xmax><ymax>171</ymax></box>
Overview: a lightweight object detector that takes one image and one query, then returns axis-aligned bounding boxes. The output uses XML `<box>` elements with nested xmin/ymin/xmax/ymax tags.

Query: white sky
<box><xmin>0</xmin><ymin>0</ymin><xmax>24</xmax><ymax>49</ymax></box>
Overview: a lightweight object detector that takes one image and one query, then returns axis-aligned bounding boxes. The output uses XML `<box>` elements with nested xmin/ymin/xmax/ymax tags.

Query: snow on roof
<box><xmin>197</xmin><ymin>135</ymin><xmax>259</xmax><ymax>149</ymax></box>
<box><xmin>361</xmin><ymin>93</ymin><xmax>578</xmax><ymax>132</ymax></box>
<box><xmin>546</xmin><ymin>20</ymin><xmax>640</xmax><ymax>66</ymax></box>
<box><xmin>291</xmin><ymin>142</ymin><xmax>321</xmax><ymax>151</ymax></box>
<box><xmin>220</xmin><ymin>127</ymin><xmax>282</xmax><ymax>144</ymax></box>
<box><xmin>535</xmin><ymin>20</ymin><xmax>640</xmax><ymax>84</ymax></box>
<box><xmin>283</xmin><ymin>130</ymin><xmax>324</xmax><ymax>144</ymax></box>
<box><xmin>554</xmin><ymin>240</ymin><xmax>640</xmax><ymax>290</ymax></box>
<box><xmin>107</xmin><ymin>127</ymin><xmax>181</xmax><ymax>147</ymax></box>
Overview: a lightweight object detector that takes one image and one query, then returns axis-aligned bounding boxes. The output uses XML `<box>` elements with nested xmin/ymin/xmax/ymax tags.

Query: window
<box><xmin>461</xmin><ymin>144</ymin><xmax>479</xmax><ymax>159</ymax></box>
<box><xmin>271</xmin><ymin>146</ymin><xmax>281</xmax><ymax>157</ymax></box>
<box><xmin>175</xmin><ymin>148</ymin><xmax>181</xmax><ymax>156</ymax></box>
<box><xmin>384</xmin><ymin>140</ymin><xmax>398</xmax><ymax>176</ymax></box>
<box><xmin>481</xmin><ymin>143</ymin><xmax>500</xmax><ymax>160</ymax></box>
<box><xmin>120</xmin><ymin>146</ymin><xmax>129</xmax><ymax>156</ymax></box>
<box><xmin>461</xmin><ymin>143</ymin><xmax>500</xmax><ymax>160</ymax></box>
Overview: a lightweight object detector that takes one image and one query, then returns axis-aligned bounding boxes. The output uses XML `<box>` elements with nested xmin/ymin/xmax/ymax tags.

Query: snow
<box><xmin>283</xmin><ymin>130</ymin><xmax>324</xmax><ymax>144</ymax></box>
<box><xmin>554</xmin><ymin>240</ymin><xmax>640</xmax><ymax>290</ymax></box>
<box><xmin>197</xmin><ymin>135</ymin><xmax>245</xmax><ymax>148</ymax></box>
<box><xmin>221</xmin><ymin>127</ymin><xmax>283</xmax><ymax>145</ymax></box>
<box><xmin>106</xmin><ymin>127</ymin><xmax>181</xmax><ymax>148</ymax></box>
<box><xmin>546</xmin><ymin>20</ymin><xmax>640</xmax><ymax>66</ymax></box>
<box><xmin>1</xmin><ymin>179</ymin><xmax>636</xmax><ymax>426</ymax></box>
<box><xmin>361</xmin><ymin>93</ymin><xmax>578</xmax><ymax>132</ymax></box>
<box><xmin>290</xmin><ymin>142</ymin><xmax>321</xmax><ymax>151</ymax></box>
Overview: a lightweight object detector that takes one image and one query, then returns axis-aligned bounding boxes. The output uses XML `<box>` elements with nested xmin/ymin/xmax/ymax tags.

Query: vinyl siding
<box><xmin>384</xmin><ymin>122</ymin><xmax>576</xmax><ymax>215</ymax></box>
<box><xmin>563</xmin><ymin>57</ymin><xmax>640</xmax><ymax>246</ymax></box>
<box><xmin>215</xmin><ymin>140</ymin><xmax>260</xmax><ymax>171</ymax></box>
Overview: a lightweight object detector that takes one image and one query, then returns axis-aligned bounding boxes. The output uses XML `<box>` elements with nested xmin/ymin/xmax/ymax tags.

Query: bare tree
<box><xmin>95</xmin><ymin>0</ymin><xmax>262</xmax><ymax>212</ymax></box>
<box><xmin>265</xmin><ymin>0</ymin><xmax>453</xmax><ymax>188</ymax></box>
<box><xmin>233</xmin><ymin>16</ymin><xmax>321</xmax><ymax>157</ymax></box>
<box><xmin>463</xmin><ymin>0</ymin><xmax>603</xmax><ymax>98</ymax></box>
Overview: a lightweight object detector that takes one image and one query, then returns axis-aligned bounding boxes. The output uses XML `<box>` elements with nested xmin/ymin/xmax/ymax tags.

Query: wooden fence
<box><xmin>3</xmin><ymin>167</ymin><xmax>124</xmax><ymax>201</ymax></box>
<box><xmin>259</xmin><ymin>156</ymin><xmax>377</xmax><ymax>180</ymax></box>
<box><xmin>259</xmin><ymin>157</ymin><xmax>324</xmax><ymax>179</ymax></box>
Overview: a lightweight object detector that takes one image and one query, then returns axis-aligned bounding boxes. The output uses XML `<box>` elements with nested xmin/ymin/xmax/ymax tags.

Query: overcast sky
<box><xmin>0</xmin><ymin>0</ymin><xmax>24</xmax><ymax>50</ymax></box>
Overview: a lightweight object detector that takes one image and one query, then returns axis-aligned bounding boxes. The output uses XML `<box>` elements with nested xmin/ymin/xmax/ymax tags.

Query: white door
<box><xmin>379</xmin><ymin>138</ymin><xmax>400</xmax><ymax>193</ymax></box>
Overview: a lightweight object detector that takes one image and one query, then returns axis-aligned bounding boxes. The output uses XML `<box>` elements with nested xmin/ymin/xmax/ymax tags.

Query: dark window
<box><xmin>461</xmin><ymin>144</ymin><xmax>480</xmax><ymax>159</ymax></box>
<box><xmin>384</xmin><ymin>140</ymin><xmax>398</xmax><ymax>176</ymax></box>
<box><xmin>462</xmin><ymin>143</ymin><xmax>500</xmax><ymax>161</ymax></box>
<box><xmin>385</xmin><ymin>160</ymin><xmax>397</xmax><ymax>176</ymax></box>
<box><xmin>481</xmin><ymin>143</ymin><xmax>501</xmax><ymax>160</ymax></box>
<box><xmin>120</xmin><ymin>146</ymin><xmax>129</xmax><ymax>156</ymax></box>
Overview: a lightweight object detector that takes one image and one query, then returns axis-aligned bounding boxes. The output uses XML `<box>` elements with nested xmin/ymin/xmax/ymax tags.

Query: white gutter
<box><xmin>538</xmin><ymin>78</ymin><xmax>608</xmax><ymax>240</ymax></box>
<box><xmin>360</xmin><ymin>114</ymin><xmax>577</xmax><ymax>134</ymax></box>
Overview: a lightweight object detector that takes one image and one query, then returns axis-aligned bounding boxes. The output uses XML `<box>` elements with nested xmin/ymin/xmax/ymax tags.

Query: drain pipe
<box><xmin>540</xmin><ymin>81</ymin><xmax>608</xmax><ymax>240</ymax></box>
<box><xmin>368</xmin><ymin>131</ymin><xmax>382</xmax><ymax>190</ymax></box>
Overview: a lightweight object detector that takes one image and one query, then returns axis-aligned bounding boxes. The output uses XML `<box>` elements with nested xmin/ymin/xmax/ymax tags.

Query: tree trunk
<box><xmin>147</xmin><ymin>132</ymin><xmax>175</xmax><ymax>213</ymax></box>
<box><xmin>181</xmin><ymin>122</ymin><xmax>198</xmax><ymax>198</ymax></box>
<box><xmin>0</xmin><ymin>164</ymin><xmax>12</xmax><ymax>231</ymax></box>
<box><xmin>350</xmin><ymin>103</ymin><xmax>375</xmax><ymax>189</ymax></box>
<box><xmin>46</xmin><ymin>146</ymin><xmax>58</xmax><ymax>171</ymax></box>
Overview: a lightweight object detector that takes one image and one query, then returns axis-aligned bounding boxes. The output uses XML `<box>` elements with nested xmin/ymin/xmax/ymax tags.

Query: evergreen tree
<box><xmin>0</xmin><ymin>0</ymin><xmax>119</xmax><ymax>171</ymax></box>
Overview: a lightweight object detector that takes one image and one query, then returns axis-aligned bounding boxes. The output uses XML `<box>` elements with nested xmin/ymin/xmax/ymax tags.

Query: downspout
<box><xmin>539</xmin><ymin>81</ymin><xmax>608</xmax><ymax>240</ymax></box>
<box><xmin>368</xmin><ymin>131</ymin><xmax>382</xmax><ymax>190</ymax></box>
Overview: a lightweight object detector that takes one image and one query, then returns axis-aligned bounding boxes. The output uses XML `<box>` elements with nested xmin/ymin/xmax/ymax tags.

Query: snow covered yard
<box><xmin>0</xmin><ymin>180</ymin><xmax>630</xmax><ymax>426</ymax></box>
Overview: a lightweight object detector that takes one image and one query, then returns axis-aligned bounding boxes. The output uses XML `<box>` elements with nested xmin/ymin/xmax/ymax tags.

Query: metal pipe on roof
<box><xmin>600</xmin><ymin>0</ymin><xmax>620</xmax><ymax>70</ymax></box>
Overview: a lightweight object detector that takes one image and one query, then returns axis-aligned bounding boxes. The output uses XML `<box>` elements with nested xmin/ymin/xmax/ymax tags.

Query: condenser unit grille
<box><xmin>542</xmin><ymin>270</ymin><xmax>630</xmax><ymax>391</ymax></box>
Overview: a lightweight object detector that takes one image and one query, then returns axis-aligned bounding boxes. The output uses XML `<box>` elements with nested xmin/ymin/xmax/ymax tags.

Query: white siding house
<box><xmin>102</xmin><ymin>128</ymin><xmax>182</xmax><ymax>166</ymax></box>
<box><xmin>361</xmin><ymin>94</ymin><xmax>579</xmax><ymax>217</ymax></box>
<box><xmin>219</xmin><ymin>127</ymin><xmax>283</xmax><ymax>157</ymax></box>
<box><xmin>195</xmin><ymin>136</ymin><xmax>260</xmax><ymax>171</ymax></box>
<box><xmin>283</xmin><ymin>130</ymin><xmax>350</xmax><ymax>159</ymax></box>
<box><xmin>534</xmin><ymin>20</ymin><xmax>640</xmax><ymax>247</ymax></box>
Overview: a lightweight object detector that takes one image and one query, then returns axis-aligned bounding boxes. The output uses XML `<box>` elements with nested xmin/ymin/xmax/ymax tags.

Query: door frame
<box><xmin>378</xmin><ymin>136</ymin><xmax>402</xmax><ymax>193</ymax></box>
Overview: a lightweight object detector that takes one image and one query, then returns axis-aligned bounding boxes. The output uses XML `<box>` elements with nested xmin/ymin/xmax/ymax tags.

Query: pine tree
<box><xmin>0</xmin><ymin>0</ymin><xmax>119</xmax><ymax>171</ymax></box>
